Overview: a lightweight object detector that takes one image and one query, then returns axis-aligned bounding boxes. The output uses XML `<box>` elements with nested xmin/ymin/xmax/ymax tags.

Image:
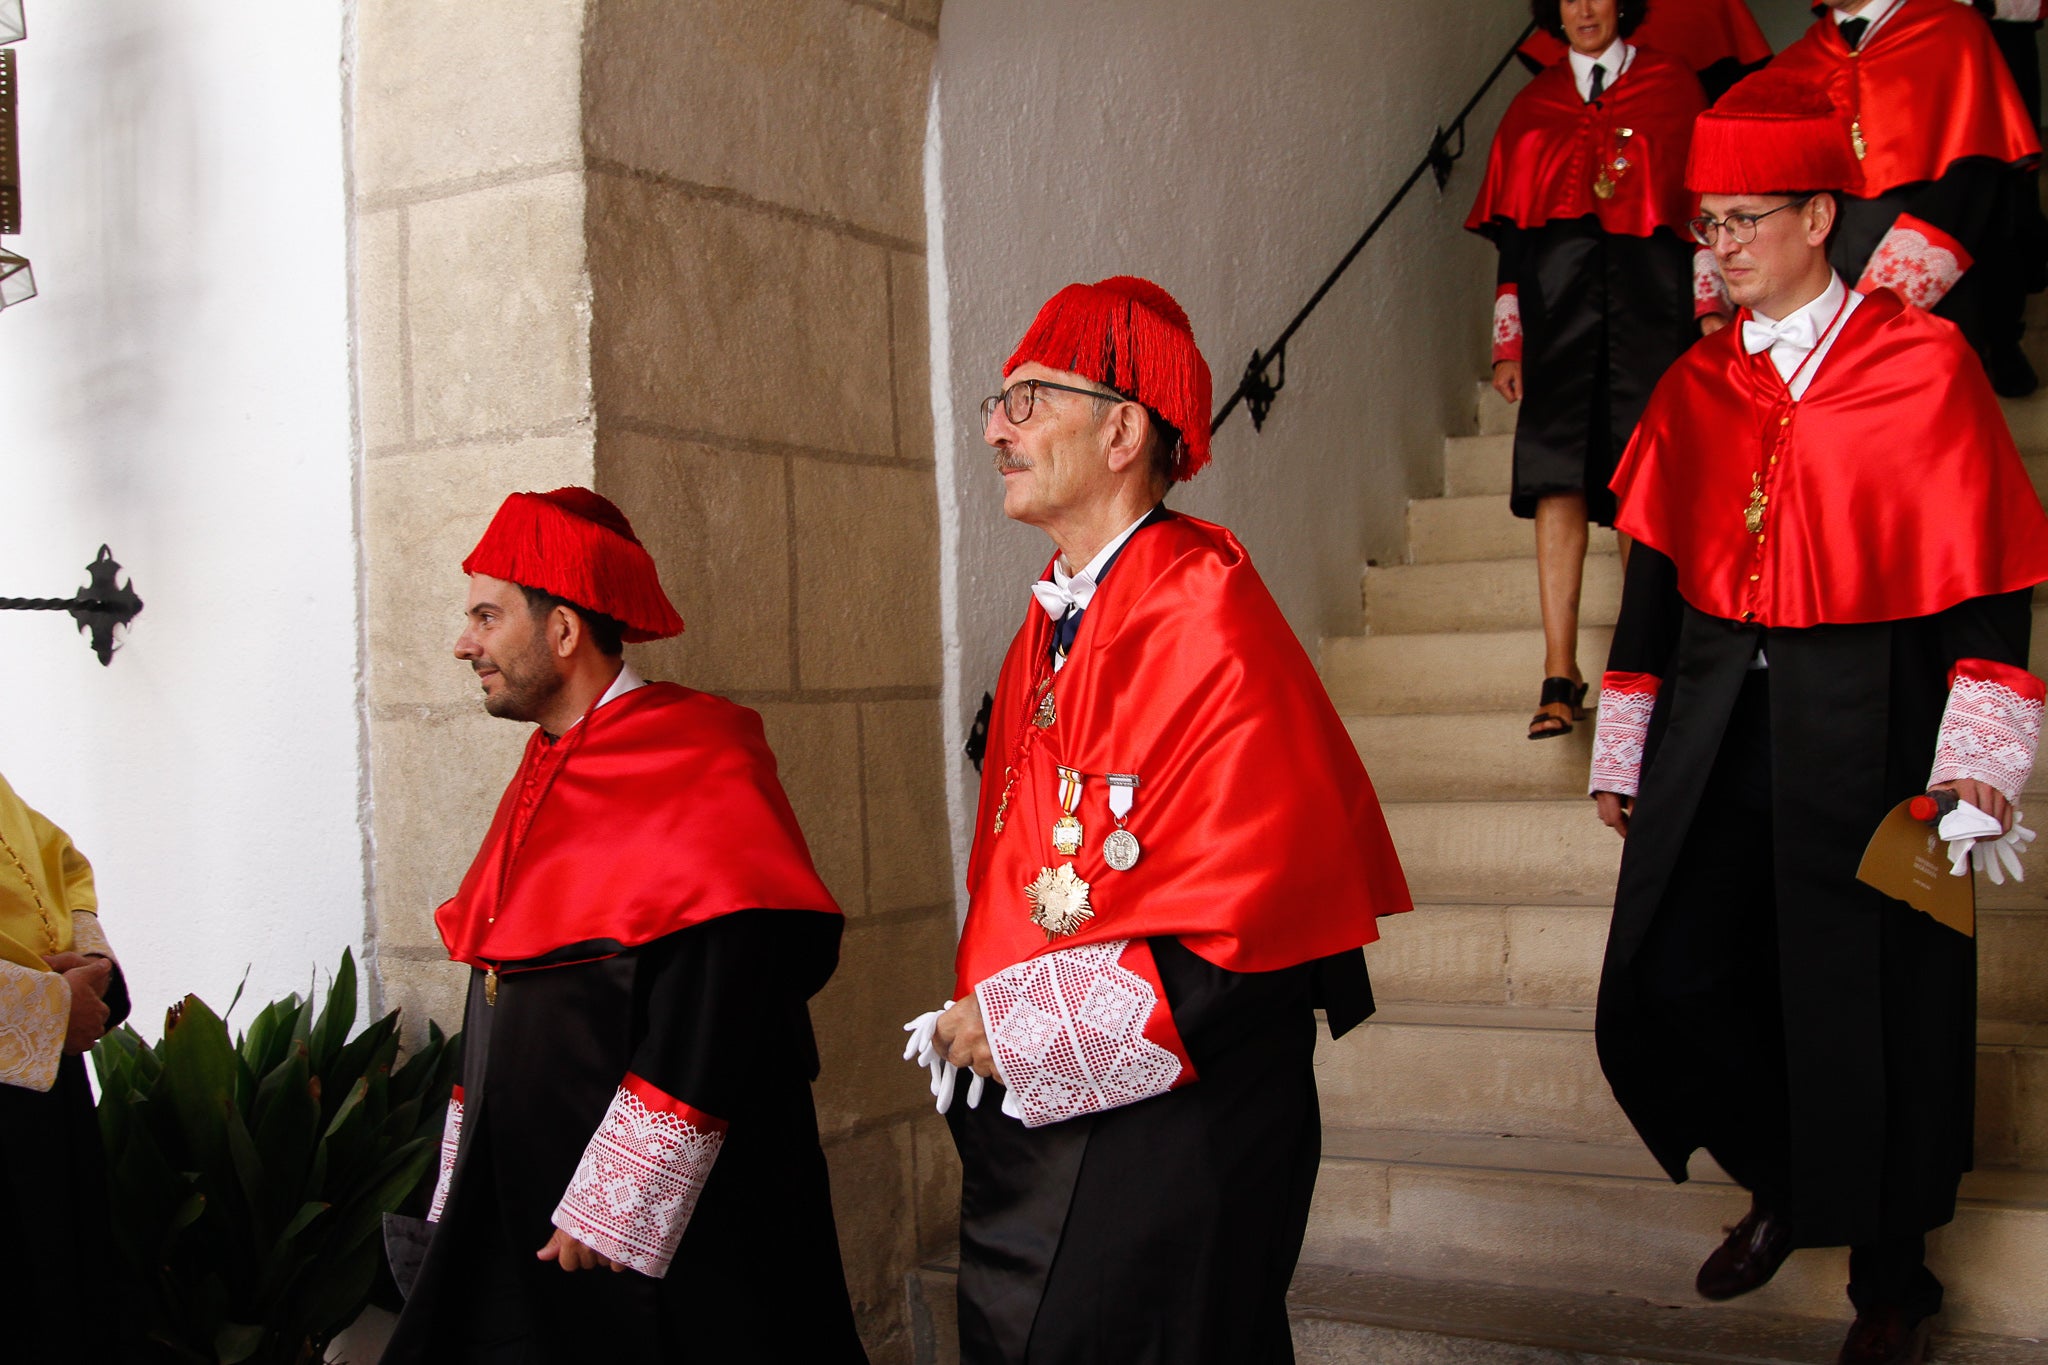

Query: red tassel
<box><xmin>462</xmin><ymin>489</ymin><xmax>686</xmax><ymax>642</ymax></box>
<box><xmin>1006</xmin><ymin>276</ymin><xmax>1214</xmax><ymax>481</ymax></box>
<box><xmin>1687</xmin><ymin>74</ymin><xmax>1859</xmax><ymax>196</ymax></box>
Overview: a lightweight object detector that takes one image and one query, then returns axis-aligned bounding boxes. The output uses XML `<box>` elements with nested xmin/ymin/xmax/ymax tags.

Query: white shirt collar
<box><xmin>1832</xmin><ymin>0</ymin><xmax>1905</xmax><ymax>42</ymax></box>
<box><xmin>1049</xmin><ymin>509</ymin><xmax>1155</xmax><ymax>612</ymax></box>
<box><xmin>567</xmin><ymin>661</ymin><xmax>646</xmax><ymax>731</ymax></box>
<box><xmin>1567</xmin><ymin>39</ymin><xmax>1632</xmax><ymax>102</ymax></box>
<box><xmin>1746</xmin><ymin>272</ymin><xmax>1860</xmax><ymax>398</ymax></box>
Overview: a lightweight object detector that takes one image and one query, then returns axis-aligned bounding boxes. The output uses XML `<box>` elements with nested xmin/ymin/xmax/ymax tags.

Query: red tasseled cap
<box><xmin>462</xmin><ymin>488</ymin><xmax>685</xmax><ymax>642</ymax></box>
<box><xmin>1686</xmin><ymin>73</ymin><xmax>1859</xmax><ymax>197</ymax></box>
<box><xmin>1004</xmin><ymin>275</ymin><xmax>1214</xmax><ymax>482</ymax></box>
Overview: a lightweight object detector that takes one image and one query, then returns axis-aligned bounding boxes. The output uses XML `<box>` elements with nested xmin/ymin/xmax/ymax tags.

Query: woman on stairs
<box><xmin>1468</xmin><ymin>0</ymin><xmax>1732</xmax><ymax>740</ymax></box>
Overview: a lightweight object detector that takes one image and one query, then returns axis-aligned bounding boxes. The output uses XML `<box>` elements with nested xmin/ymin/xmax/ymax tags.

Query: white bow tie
<box><xmin>1031</xmin><ymin>574</ymin><xmax>1095</xmax><ymax>622</ymax></box>
<box><xmin>1742</xmin><ymin>312</ymin><xmax>1818</xmax><ymax>357</ymax></box>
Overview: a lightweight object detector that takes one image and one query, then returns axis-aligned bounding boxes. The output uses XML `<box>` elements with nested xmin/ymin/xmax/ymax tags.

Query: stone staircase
<box><xmin>1283</xmin><ymin>381</ymin><xmax>2048</xmax><ymax>1361</ymax></box>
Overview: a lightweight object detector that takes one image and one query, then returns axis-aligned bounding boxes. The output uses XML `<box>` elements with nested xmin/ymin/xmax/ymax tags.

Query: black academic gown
<box><xmin>1594</xmin><ymin>545</ymin><xmax>2031</xmax><ymax>1255</ymax></box>
<box><xmin>382</xmin><ymin>910</ymin><xmax>864</xmax><ymax>1364</ymax></box>
<box><xmin>0</xmin><ymin>968</ymin><xmax>131</xmax><ymax>1363</ymax></box>
<box><xmin>946</xmin><ymin>941</ymin><xmax>1373</xmax><ymax>1365</ymax></box>
<box><xmin>1494</xmin><ymin>221</ymin><xmax>1700</xmax><ymax>526</ymax></box>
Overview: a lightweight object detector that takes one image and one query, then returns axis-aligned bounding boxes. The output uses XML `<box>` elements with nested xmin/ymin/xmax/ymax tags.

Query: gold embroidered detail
<box><xmin>70</xmin><ymin>911</ymin><xmax>113</xmax><ymax>962</ymax></box>
<box><xmin>0</xmin><ymin>960</ymin><xmax>70</xmax><ymax>1091</ymax></box>
<box><xmin>0</xmin><ymin>825</ymin><xmax>56</xmax><ymax>952</ymax></box>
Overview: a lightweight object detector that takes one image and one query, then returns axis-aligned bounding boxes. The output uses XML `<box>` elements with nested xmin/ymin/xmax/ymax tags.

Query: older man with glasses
<box><xmin>1588</xmin><ymin>76</ymin><xmax>2048</xmax><ymax>1365</ymax></box>
<box><xmin>903</xmin><ymin>276</ymin><xmax>1411</xmax><ymax>1364</ymax></box>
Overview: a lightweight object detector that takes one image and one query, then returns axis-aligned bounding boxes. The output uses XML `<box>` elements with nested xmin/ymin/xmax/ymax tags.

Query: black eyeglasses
<box><xmin>979</xmin><ymin>378</ymin><xmax>1128</xmax><ymax>427</ymax></box>
<box><xmin>1689</xmin><ymin>196</ymin><xmax>1816</xmax><ymax>247</ymax></box>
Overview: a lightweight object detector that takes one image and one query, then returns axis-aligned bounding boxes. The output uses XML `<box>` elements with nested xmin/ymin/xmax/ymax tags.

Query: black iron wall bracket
<box><xmin>0</xmin><ymin>546</ymin><xmax>144</xmax><ymax>665</ymax></box>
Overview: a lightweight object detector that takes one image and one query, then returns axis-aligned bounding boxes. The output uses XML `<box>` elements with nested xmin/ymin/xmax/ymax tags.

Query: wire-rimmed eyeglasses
<box><xmin>1689</xmin><ymin>196</ymin><xmax>1816</xmax><ymax>247</ymax></box>
<box><xmin>979</xmin><ymin>378</ymin><xmax>1129</xmax><ymax>427</ymax></box>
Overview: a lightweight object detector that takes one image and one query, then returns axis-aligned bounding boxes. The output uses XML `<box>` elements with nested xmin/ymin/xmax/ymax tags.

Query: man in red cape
<box><xmin>1587</xmin><ymin>77</ymin><xmax>2048</xmax><ymax>1365</ymax></box>
<box><xmin>383</xmin><ymin>489</ymin><xmax>865</xmax><ymax>1363</ymax></box>
<box><xmin>904</xmin><ymin>278</ymin><xmax>1412</xmax><ymax>1363</ymax></box>
<box><xmin>1518</xmin><ymin>0</ymin><xmax>1773</xmax><ymax>101</ymax></box>
<box><xmin>1764</xmin><ymin>0</ymin><xmax>2042</xmax><ymax>393</ymax></box>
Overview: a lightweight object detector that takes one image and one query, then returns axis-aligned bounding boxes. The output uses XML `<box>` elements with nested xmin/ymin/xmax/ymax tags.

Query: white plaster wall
<box><xmin>931</xmin><ymin>0</ymin><xmax>1532</xmax><ymax>902</ymax></box>
<box><xmin>0</xmin><ymin>3</ymin><xmax>364</xmax><ymax>1036</ymax></box>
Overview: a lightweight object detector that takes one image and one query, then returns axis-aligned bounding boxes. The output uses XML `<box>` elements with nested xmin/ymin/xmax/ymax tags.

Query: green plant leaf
<box><xmin>307</xmin><ymin>948</ymin><xmax>357</xmax><ymax>1077</ymax></box>
<box><xmin>157</xmin><ymin>994</ymin><xmax>237</xmax><ymax>1178</ymax></box>
<box><xmin>212</xmin><ymin>1321</ymin><xmax>265</xmax><ymax>1364</ymax></box>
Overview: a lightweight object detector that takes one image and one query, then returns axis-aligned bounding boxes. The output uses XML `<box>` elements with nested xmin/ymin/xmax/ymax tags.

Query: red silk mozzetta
<box><xmin>1467</xmin><ymin>49</ymin><xmax>1707</xmax><ymax>240</ymax></box>
<box><xmin>1766</xmin><ymin>0</ymin><xmax>2039</xmax><ymax>198</ymax></box>
<box><xmin>437</xmin><ymin>684</ymin><xmax>839</xmax><ymax>967</ymax></box>
<box><xmin>955</xmin><ymin>515</ymin><xmax>1412</xmax><ymax>997</ymax></box>
<box><xmin>1610</xmin><ymin>290</ymin><xmax>2048</xmax><ymax>629</ymax></box>
<box><xmin>1519</xmin><ymin>0</ymin><xmax>1772</xmax><ymax>75</ymax></box>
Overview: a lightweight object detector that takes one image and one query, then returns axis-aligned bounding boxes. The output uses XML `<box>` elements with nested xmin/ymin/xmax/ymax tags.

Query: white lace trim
<box><xmin>1931</xmin><ymin>674</ymin><xmax>2045</xmax><ymax>802</ymax></box>
<box><xmin>69</xmin><ymin>911</ymin><xmax>113</xmax><ymax>962</ymax></box>
<box><xmin>0</xmin><ymin>960</ymin><xmax>70</xmax><ymax>1092</ymax></box>
<box><xmin>1492</xmin><ymin>291</ymin><xmax>1524</xmax><ymax>362</ymax></box>
<box><xmin>426</xmin><ymin>1090</ymin><xmax>463</xmax><ymax>1223</ymax></box>
<box><xmin>1693</xmin><ymin>248</ymin><xmax>1731</xmax><ymax>316</ymax></box>
<box><xmin>1862</xmin><ymin>225</ymin><xmax>1966</xmax><ymax>311</ymax></box>
<box><xmin>1589</xmin><ymin>685</ymin><xmax>1658</xmax><ymax>797</ymax></box>
<box><xmin>551</xmin><ymin>1083</ymin><xmax>725</xmax><ymax>1278</ymax></box>
<box><xmin>977</xmin><ymin>938</ymin><xmax>1184</xmax><ymax>1129</ymax></box>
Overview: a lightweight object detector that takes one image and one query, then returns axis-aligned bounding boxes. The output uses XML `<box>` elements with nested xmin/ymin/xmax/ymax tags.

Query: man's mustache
<box><xmin>994</xmin><ymin>452</ymin><xmax>1031</xmax><ymax>474</ymax></box>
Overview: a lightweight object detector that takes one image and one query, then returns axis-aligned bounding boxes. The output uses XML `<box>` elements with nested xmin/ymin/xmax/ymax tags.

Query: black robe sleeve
<box><xmin>1606</xmin><ymin>544</ymin><xmax>1686</xmax><ymax>679</ymax></box>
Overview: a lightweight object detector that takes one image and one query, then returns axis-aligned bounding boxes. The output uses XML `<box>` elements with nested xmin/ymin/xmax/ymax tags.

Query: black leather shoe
<box><xmin>1695</xmin><ymin>1200</ymin><xmax>1795</xmax><ymax>1300</ymax></box>
<box><xmin>1837</xmin><ymin>1304</ymin><xmax>1932</xmax><ymax>1365</ymax></box>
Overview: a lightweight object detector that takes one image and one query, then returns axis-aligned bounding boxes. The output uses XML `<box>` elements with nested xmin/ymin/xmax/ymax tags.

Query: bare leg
<box><xmin>1532</xmin><ymin>492</ymin><xmax>1589</xmax><ymax>734</ymax></box>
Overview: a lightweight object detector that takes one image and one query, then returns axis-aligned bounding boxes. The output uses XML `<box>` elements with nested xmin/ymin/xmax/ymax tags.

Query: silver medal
<box><xmin>1103</xmin><ymin>827</ymin><xmax>1141</xmax><ymax>871</ymax></box>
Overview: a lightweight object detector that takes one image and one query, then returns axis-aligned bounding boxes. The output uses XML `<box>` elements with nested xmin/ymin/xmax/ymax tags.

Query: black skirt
<box><xmin>1501</xmin><ymin>219</ymin><xmax>1699</xmax><ymax>526</ymax></box>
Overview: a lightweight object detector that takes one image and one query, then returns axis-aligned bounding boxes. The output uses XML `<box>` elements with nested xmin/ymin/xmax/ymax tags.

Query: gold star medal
<box><xmin>1026</xmin><ymin>864</ymin><xmax>1094</xmax><ymax>939</ymax></box>
<box><xmin>1052</xmin><ymin>766</ymin><xmax>1085</xmax><ymax>856</ymax></box>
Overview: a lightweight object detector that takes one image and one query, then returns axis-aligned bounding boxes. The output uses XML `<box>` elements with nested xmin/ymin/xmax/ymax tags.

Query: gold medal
<box><xmin>1052</xmin><ymin>766</ymin><xmax>1084</xmax><ymax>856</ymax></box>
<box><xmin>485</xmin><ymin>967</ymin><xmax>499</xmax><ymax>1006</ymax></box>
<box><xmin>1851</xmin><ymin>118</ymin><xmax>1868</xmax><ymax>162</ymax></box>
<box><xmin>1593</xmin><ymin>175</ymin><xmax>1615</xmax><ymax>199</ymax></box>
<box><xmin>1033</xmin><ymin>686</ymin><xmax>1057</xmax><ymax>729</ymax></box>
<box><xmin>1026</xmin><ymin>863</ymin><xmax>1094</xmax><ymax>939</ymax></box>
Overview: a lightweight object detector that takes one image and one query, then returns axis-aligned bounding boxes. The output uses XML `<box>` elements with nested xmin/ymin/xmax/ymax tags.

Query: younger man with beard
<box><xmin>383</xmin><ymin>487</ymin><xmax>865</xmax><ymax>1364</ymax></box>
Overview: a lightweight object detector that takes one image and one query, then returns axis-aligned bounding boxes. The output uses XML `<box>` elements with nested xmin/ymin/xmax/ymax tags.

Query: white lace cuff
<box><xmin>1856</xmin><ymin>214</ymin><xmax>1972</xmax><ymax>312</ymax></box>
<box><xmin>551</xmin><ymin>1074</ymin><xmax>726</xmax><ymax>1278</ymax></box>
<box><xmin>70</xmin><ymin>911</ymin><xmax>114</xmax><ymax>962</ymax></box>
<box><xmin>1492</xmin><ymin>287</ymin><xmax>1523</xmax><ymax>364</ymax></box>
<box><xmin>0</xmin><ymin>960</ymin><xmax>70</xmax><ymax>1092</ymax></box>
<box><xmin>1993</xmin><ymin>1</ymin><xmax>2042</xmax><ymax>23</ymax></box>
<box><xmin>1693</xmin><ymin>248</ymin><xmax>1732</xmax><ymax>318</ymax></box>
<box><xmin>1590</xmin><ymin>672</ymin><xmax>1661</xmax><ymax>798</ymax></box>
<box><xmin>976</xmin><ymin>938</ymin><xmax>1191</xmax><ymax>1129</ymax></box>
<box><xmin>1930</xmin><ymin>658</ymin><xmax>2045</xmax><ymax>802</ymax></box>
<box><xmin>426</xmin><ymin>1085</ymin><xmax>463</xmax><ymax>1223</ymax></box>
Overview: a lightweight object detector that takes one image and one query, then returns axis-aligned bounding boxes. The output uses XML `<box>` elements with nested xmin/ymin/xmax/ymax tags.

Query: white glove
<box><xmin>902</xmin><ymin>1000</ymin><xmax>1019</xmax><ymax>1117</ymax></box>
<box><xmin>901</xmin><ymin>1002</ymin><xmax>987</xmax><ymax>1114</ymax></box>
<box><xmin>1938</xmin><ymin>801</ymin><xmax>2034</xmax><ymax>885</ymax></box>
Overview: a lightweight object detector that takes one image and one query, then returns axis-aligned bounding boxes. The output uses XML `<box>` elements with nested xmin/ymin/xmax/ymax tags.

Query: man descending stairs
<box><xmin>1292</xmin><ymin>378</ymin><xmax>2048</xmax><ymax>1362</ymax></box>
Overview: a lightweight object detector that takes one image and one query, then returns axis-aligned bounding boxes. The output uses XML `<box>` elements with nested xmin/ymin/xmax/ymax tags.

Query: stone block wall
<box><xmin>351</xmin><ymin>1</ymin><xmax>955</xmax><ymax>1359</ymax></box>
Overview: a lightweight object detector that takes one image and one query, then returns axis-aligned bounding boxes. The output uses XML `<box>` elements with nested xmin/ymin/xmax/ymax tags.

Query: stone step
<box><xmin>1306</xmin><ymin>1128</ymin><xmax>2048</xmax><ymax>1341</ymax></box>
<box><xmin>1286</xmin><ymin>1265</ymin><xmax>2046</xmax><ymax>1365</ymax></box>
<box><xmin>1316</xmin><ymin>1004</ymin><xmax>2048</xmax><ymax>1166</ymax></box>
<box><xmin>1362</xmin><ymin>554</ymin><xmax>2048</xmax><ymax>639</ymax></box>
<box><xmin>1364</xmin><ymin>902</ymin><xmax>2048</xmax><ymax>1026</ymax></box>
<box><xmin>1322</xmin><ymin>628</ymin><xmax>1614</xmax><ymax>716</ymax></box>
<box><xmin>1441</xmin><ymin>434</ymin><xmax>2048</xmax><ymax>502</ymax></box>
<box><xmin>1408</xmin><ymin>495</ymin><xmax>1621</xmax><ymax>565</ymax></box>
<box><xmin>1380</xmin><ymin>797</ymin><xmax>2048</xmax><ymax>912</ymax></box>
<box><xmin>1476</xmin><ymin>381</ymin><xmax>1516</xmax><ymax>437</ymax></box>
<box><xmin>1365</xmin><ymin>555</ymin><xmax>1622</xmax><ymax>636</ymax></box>
<box><xmin>906</xmin><ymin>1258</ymin><xmax>2048</xmax><ymax>1365</ymax></box>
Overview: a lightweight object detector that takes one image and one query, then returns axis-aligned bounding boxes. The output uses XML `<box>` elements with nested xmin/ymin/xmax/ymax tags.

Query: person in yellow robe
<box><xmin>0</xmin><ymin>768</ymin><xmax>129</xmax><ymax>1362</ymax></box>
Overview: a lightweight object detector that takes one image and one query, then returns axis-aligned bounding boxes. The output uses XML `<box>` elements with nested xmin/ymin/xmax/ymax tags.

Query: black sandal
<box><xmin>1527</xmin><ymin>676</ymin><xmax>1588</xmax><ymax>741</ymax></box>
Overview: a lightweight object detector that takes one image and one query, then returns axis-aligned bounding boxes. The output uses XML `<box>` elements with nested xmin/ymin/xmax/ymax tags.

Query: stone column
<box><xmin>350</xmin><ymin>1</ymin><xmax>954</xmax><ymax>1358</ymax></box>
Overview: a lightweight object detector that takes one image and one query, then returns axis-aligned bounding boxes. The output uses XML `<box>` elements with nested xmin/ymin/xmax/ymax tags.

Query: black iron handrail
<box><xmin>1211</xmin><ymin>21</ymin><xmax>1537</xmax><ymax>436</ymax></box>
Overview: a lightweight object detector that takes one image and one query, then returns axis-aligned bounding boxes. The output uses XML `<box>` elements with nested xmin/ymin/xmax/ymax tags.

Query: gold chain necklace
<box><xmin>0</xmin><ymin>824</ymin><xmax>57</xmax><ymax>951</ymax></box>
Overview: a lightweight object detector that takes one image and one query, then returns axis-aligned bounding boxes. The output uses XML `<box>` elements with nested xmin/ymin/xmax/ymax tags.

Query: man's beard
<box><xmin>479</xmin><ymin>632</ymin><xmax>565</xmax><ymax>723</ymax></box>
